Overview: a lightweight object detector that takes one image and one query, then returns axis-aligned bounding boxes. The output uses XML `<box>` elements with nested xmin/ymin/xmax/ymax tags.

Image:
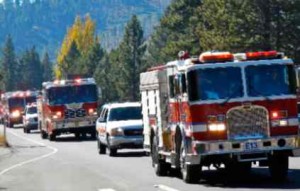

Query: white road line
<box><xmin>0</xmin><ymin>129</ymin><xmax>58</xmax><ymax>176</ymax></box>
<box><xmin>154</xmin><ymin>184</ymin><xmax>181</xmax><ymax>191</ymax></box>
<box><xmin>98</xmin><ymin>189</ymin><xmax>116</xmax><ymax>191</ymax></box>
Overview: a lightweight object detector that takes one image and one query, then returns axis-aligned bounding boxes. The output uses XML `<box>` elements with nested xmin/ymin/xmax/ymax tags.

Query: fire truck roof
<box><xmin>1</xmin><ymin>90</ymin><xmax>39</xmax><ymax>100</ymax></box>
<box><xmin>147</xmin><ymin>50</ymin><xmax>293</xmax><ymax>72</ymax></box>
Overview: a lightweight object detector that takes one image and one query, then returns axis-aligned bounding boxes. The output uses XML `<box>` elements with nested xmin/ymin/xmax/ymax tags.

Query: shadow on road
<box><xmin>168</xmin><ymin>167</ymin><xmax>300</xmax><ymax>189</ymax></box>
<box><xmin>113</xmin><ymin>151</ymin><xmax>147</xmax><ymax>158</ymax></box>
<box><xmin>54</xmin><ymin>136</ymin><xmax>96</xmax><ymax>142</ymax></box>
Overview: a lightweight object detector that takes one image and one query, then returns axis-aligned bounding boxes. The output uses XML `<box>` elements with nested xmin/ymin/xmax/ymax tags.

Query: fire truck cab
<box><xmin>1</xmin><ymin>91</ymin><xmax>38</xmax><ymax>128</ymax></box>
<box><xmin>38</xmin><ymin>78</ymin><xmax>99</xmax><ymax>141</ymax></box>
<box><xmin>140</xmin><ymin>51</ymin><xmax>300</xmax><ymax>183</ymax></box>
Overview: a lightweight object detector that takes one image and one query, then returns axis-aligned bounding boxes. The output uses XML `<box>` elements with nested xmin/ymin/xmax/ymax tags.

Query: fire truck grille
<box><xmin>227</xmin><ymin>106</ymin><xmax>269</xmax><ymax>140</ymax></box>
<box><xmin>65</xmin><ymin>109</ymin><xmax>86</xmax><ymax>119</ymax></box>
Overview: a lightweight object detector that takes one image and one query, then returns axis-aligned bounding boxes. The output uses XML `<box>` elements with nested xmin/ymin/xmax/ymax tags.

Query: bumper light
<box><xmin>11</xmin><ymin>110</ymin><xmax>21</xmax><ymax>118</ymax></box>
<box><xmin>272</xmin><ymin>119</ymin><xmax>288</xmax><ymax>127</ymax></box>
<box><xmin>208</xmin><ymin>123</ymin><xmax>226</xmax><ymax>131</ymax></box>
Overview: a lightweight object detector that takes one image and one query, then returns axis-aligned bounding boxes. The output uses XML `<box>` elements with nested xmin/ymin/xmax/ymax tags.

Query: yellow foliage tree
<box><xmin>55</xmin><ymin>14</ymin><xmax>97</xmax><ymax>79</ymax></box>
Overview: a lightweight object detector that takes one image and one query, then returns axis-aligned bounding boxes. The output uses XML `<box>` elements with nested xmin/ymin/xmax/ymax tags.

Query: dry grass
<box><xmin>0</xmin><ymin>135</ymin><xmax>6</xmax><ymax>146</ymax></box>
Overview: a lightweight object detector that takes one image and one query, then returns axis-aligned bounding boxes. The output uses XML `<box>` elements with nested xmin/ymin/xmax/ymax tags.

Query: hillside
<box><xmin>0</xmin><ymin>0</ymin><xmax>171</xmax><ymax>58</ymax></box>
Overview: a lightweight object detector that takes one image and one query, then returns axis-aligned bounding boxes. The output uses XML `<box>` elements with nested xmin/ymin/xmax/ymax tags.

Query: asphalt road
<box><xmin>1</xmin><ymin>126</ymin><xmax>300</xmax><ymax>191</ymax></box>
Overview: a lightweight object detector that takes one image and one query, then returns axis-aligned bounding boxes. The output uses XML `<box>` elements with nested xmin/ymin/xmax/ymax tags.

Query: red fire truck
<box><xmin>140</xmin><ymin>51</ymin><xmax>300</xmax><ymax>183</ymax></box>
<box><xmin>1</xmin><ymin>91</ymin><xmax>38</xmax><ymax>128</ymax></box>
<box><xmin>38</xmin><ymin>78</ymin><xmax>99</xmax><ymax>141</ymax></box>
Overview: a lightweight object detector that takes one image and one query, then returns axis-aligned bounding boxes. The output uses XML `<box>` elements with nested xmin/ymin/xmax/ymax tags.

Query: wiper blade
<box><xmin>248</xmin><ymin>84</ymin><xmax>271</xmax><ymax>101</ymax></box>
<box><xmin>221</xmin><ymin>86</ymin><xmax>243</xmax><ymax>105</ymax></box>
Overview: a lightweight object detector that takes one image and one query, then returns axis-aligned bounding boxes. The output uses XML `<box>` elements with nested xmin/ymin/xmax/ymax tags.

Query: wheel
<box><xmin>152</xmin><ymin>136</ymin><xmax>169</xmax><ymax>176</ymax></box>
<box><xmin>269</xmin><ymin>154</ymin><xmax>289</xmax><ymax>181</ymax></box>
<box><xmin>23</xmin><ymin>128</ymin><xmax>26</xmax><ymax>133</ymax></box>
<box><xmin>107</xmin><ymin>136</ymin><xmax>117</xmax><ymax>156</ymax></box>
<box><xmin>49</xmin><ymin>133</ymin><xmax>56</xmax><ymax>141</ymax></box>
<box><xmin>180</xmin><ymin>144</ymin><xmax>201</xmax><ymax>183</ymax></box>
<box><xmin>91</xmin><ymin>132</ymin><xmax>97</xmax><ymax>140</ymax></box>
<box><xmin>98</xmin><ymin>138</ymin><xmax>106</xmax><ymax>154</ymax></box>
<box><xmin>41</xmin><ymin>130</ymin><xmax>48</xmax><ymax>139</ymax></box>
<box><xmin>75</xmin><ymin>133</ymin><xmax>80</xmax><ymax>139</ymax></box>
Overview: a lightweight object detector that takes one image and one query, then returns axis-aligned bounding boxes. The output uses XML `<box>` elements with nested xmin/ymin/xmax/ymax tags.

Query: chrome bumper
<box><xmin>186</xmin><ymin>136</ymin><xmax>300</xmax><ymax>165</ymax></box>
<box><xmin>109</xmin><ymin>136</ymin><xmax>143</xmax><ymax>148</ymax></box>
<box><xmin>53</xmin><ymin>117</ymin><xmax>97</xmax><ymax>129</ymax></box>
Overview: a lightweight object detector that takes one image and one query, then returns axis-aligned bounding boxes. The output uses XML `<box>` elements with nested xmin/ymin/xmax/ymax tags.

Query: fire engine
<box><xmin>140</xmin><ymin>50</ymin><xmax>300</xmax><ymax>183</ymax></box>
<box><xmin>38</xmin><ymin>78</ymin><xmax>100</xmax><ymax>141</ymax></box>
<box><xmin>1</xmin><ymin>90</ymin><xmax>38</xmax><ymax>128</ymax></box>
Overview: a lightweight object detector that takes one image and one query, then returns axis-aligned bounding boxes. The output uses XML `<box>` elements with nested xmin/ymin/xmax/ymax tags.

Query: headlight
<box><xmin>110</xmin><ymin>128</ymin><xmax>124</xmax><ymax>136</ymax></box>
<box><xmin>11</xmin><ymin>110</ymin><xmax>20</xmax><ymax>118</ymax></box>
<box><xmin>208</xmin><ymin>123</ymin><xmax>226</xmax><ymax>131</ymax></box>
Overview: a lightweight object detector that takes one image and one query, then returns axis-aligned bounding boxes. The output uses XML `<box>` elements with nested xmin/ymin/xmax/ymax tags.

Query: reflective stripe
<box><xmin>191</xmin><ymin>124</ymin><xmax>207</xmax><ymax>133</ymax></box>
<box><xmin>289</xmin><ymin>118</ymin><xmax>299</xmax><ymax>126</ymax></box>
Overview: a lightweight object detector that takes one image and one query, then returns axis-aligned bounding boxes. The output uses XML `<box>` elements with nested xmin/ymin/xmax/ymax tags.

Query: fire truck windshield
<box><xmin>8</xmin><ymin>97</ymin><xmax>25</xmax><ymax>109</ymax></box>
<box><xmin>47</xmin><ymin>84</ymin><xmax>98</xmax><ymax>105</ymax></box>
<box><xmin>246</xmin><ymin>64</ymin><xmax>296</xmax><ymax>97</ymax></box>
<box><xmin>188</xmin><ymin>67</ymin><xmax>243</xmax><ymax>101</ymax></box>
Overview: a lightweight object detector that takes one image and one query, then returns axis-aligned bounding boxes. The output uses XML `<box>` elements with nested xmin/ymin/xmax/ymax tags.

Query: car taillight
<box><xmin>271</xmin><ymin>110</ymin><xmax>288</xmax><ymax>119</ymax></box>
<box><xmin>88</xmin><ymin>108</ymin><xmax>97</xmax><ymax>116</ymax></box>
<box><xmin>52</xmin><ymin>111</ymin><xmax>62</xmax><ymax>119</ymax></box>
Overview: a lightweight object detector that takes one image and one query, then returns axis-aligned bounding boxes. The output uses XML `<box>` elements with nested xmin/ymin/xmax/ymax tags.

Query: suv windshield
<box><xmin>27</xmin><ymin>107</ymin><xmax>37</xmax><ymax>114</ymax></box>
<box><xmin>108</xmin><ymin>106</ymin><xmax>142</xmax><ymax>121</ymax></box>
<box><xmin>187</xmin><ymin>67</ymin><xmax>243</xmax><ymax>101</ymax></box>
<box><xmin>47</xmin><ymin>84</ymin><xmax>98</xmax><ymax>105</ymax></box>
<box><xmin>245</xmin><ymin>64</ymin><xmax>296</xmax><ymax>97</ymax></box>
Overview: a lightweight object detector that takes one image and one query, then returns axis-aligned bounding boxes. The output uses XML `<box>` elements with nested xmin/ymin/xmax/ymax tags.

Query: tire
<box><xmin>98</xmin><ymin>138</ymin><xmax>106</xmax><ymax>154</ymax></box>
<box><xmin>107</xmin><ymin>136</ymin><xmax>117</xmax><ymax>156</ymax></box>
<box><xmin>180</xmin><ymin>144</ymin><xmax>201</xmax><ymax>183</ymax></box>
<box><xmin>152</xmin><ymin>136</ymin><xmax>169</xmax><ymax>176</ymax></box>
<box><xmin>41</xmin><ymin>130</ymin><xmax>48</xmax><ymax>139</ymax></box>
<box><xmin>91</xmin><ymin>132</ymin><xmax>97</xmax><ymax>140</ymax></box>
<box><xmin>269</xmin><ymin>154</ymin><xmax>289</xmax><ymax>182</ymax></box>
<box><xmin>75</xmin><ymin>133</ymin><xmax>81</xmax><ymax>139</ymax></box>
<box><xmin>23</xmin><ymin>127</ymin><xmax>27</xmax><ymax>133</ymax></box>
<box><xmin>49</xmin><ymin>133</ymin><xmax>56</xmax><ymax>141</ymax></box>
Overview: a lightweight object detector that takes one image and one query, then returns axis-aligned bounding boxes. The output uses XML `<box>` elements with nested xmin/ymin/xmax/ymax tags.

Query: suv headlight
<box><xmin>110</xmin><ymin>128</ymin><xmax>124</xmax><ymax>136</ymax></box>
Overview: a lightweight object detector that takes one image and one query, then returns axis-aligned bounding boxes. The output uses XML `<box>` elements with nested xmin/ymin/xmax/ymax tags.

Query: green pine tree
<box><xmin>116</xmin><ymin>15</ymin><xmax>146</xmax><ymax>101</ymax></box>
<box><xmin>1</xmin><ymin>35</ymin><xmax>17</xmax><ymax>91</ymax></box>
<box><xmin>41</xmin><ymin>51</ymin><xmax>53</xmax><ymax>82</ymax></box>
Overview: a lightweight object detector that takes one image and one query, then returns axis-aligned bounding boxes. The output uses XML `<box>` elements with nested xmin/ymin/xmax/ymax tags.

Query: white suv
<box><xmin>96</xmin><ymin>102</ymin><xmax>143</xmax><ymax>156</ymax></box>
<box><xmin>23</xmin><ymin>104</ymin><xmax>38</xmax><ymax>133</ymax></box>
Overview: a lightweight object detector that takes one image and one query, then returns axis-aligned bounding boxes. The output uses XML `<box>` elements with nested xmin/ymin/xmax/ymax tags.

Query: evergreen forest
<box><xmin>1</xmin><ymin>0</ymin><xmax>300</xmax><ymax>103</ymax></box>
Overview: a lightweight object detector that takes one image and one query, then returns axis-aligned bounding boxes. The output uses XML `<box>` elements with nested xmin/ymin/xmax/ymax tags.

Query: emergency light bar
<box><xmin>43</xmin><ymin>78</ymin><xmax>96</xmax><ymax>88</ymax></box>
<box><xmin>246</xmin><ymin>50</ymin><xmax>278</xmax><ymax>60</ymax></box>
<box><xmin>199</xmin><ymin>52</ymin><xmax>234</xmax><ymax>63</ymax></box>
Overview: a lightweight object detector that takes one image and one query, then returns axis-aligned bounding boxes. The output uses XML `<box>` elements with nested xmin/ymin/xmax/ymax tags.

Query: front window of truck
<box><xmin>48</xmin><ymin>84</ymin><xmax>98</xmax><ymax>105</ymax></box>
<box><xmin>108</xmin><ymin>107</ymin><xmax>142</xmax><ymax>121</ymax></box>
<box><xmin>8</xmin><ymin>98</ymin><xmax>25</xmax><ymax>111</ymax></box>
<box><xmin>245</xmin><ymin>64</ymin><xmax>296</xmax><ymax>97</ymax></box>
<box><xmin>187</xmin><ymin>67</ymin><xmax>244</xmax><ymax>101</ymax></box>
